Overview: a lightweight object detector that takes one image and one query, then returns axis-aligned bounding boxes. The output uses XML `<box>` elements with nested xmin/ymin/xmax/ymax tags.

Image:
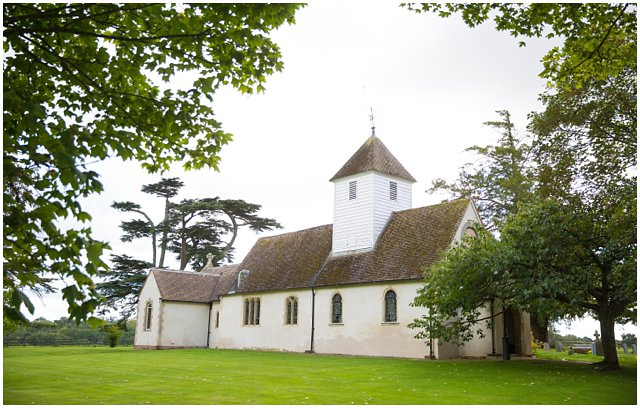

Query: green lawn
<box><xmin>3</xmin><ymin>346</ymin><xmax>636</xmax><ymax>405</ymax></box>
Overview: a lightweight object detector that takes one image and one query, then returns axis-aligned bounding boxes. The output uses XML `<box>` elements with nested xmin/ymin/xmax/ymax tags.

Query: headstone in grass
<box><xmin>633</xmin><ymin>343</ymin><xmax>637</xmax><ymax>355</ymax></box>
<box><xmin>622</xmin><ymin>343</ymin><xmax>628</xmax><ymax>354</ymax></box>
<box><xmin>555</xmin><ymin>340</ymin><xmax>563</xmax><ymax>352</ymax></box>
<box><xmin>593</xmin><ymin>330</ymin><xmax>603</xmax><ymax>356</ymax></box>
<box><xmin>543</xmin><ymin>342</ymin><xmax>550</xmax><ymax>350</ymax></box>
<box><xmin>591</xmin><ymin>342</ymin><xmax>598</xmax><ymax>355</ymax></box>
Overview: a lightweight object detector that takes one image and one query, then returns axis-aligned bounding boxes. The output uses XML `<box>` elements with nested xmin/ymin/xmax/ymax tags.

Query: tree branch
<box><xmin>565</xmin><ymin>3</ymin><xmax>629</xmax><ymax>75</ymax></box>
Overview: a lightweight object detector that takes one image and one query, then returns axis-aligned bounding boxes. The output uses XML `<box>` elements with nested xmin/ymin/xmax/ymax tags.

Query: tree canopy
<box><xmin>407</xmin><ymin>2</ymin><xmax>636</xmax><ymax>370</ymax></box>
<box><xmin>3</xmin><ymin>3</ymin><xmax>302</xmax><ymax>326</ymax></box>
<box><xmin>99</xmin><ymin>177</ymin><xmax>281</xmax><ymax>320</ymax></box>
<box><xmin>428</xmin><ymin>110</ymin><xmax>533</xmax><ymax>231</ymax></box>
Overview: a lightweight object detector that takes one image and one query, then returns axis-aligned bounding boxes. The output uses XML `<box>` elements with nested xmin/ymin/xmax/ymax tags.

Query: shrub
<box><xmin>104</xmin><ymin>325</ymin><xmax>122</xmax><ymax>348</ymax></box>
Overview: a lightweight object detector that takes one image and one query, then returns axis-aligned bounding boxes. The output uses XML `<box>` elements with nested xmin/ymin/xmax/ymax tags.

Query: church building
<box><xmin>134</xmin><ymin>135</ymin><xmax>532</xmax><ymax>359</ymax></box>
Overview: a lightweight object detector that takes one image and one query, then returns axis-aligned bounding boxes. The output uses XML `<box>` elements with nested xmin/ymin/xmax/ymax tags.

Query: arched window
<box><xmin>144</xmin><ymin>301</ymin><xmax>152</xmax><ymax>331</ymax></box>
<box><xmin>384</xmin><ymin>290</ymin><xmax>397</xmax><ymax>322</ymax></box>
<box><xmin>464</xmin><ymin>227</ymin><xmax>478</xmax><ymax>238</ymax></box>
<box><xmin>286</xmin><ymin>296</ymin><xmax>298</xmax><ymax>325</ymax></box>
<box><xmin>331</xmin><ymin>293</ymin><xmax>342</xmax><ymax>324</ymax></box>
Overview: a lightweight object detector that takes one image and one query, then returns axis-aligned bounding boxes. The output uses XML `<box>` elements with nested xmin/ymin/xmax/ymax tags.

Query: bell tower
<box><xmin>330</xmin><ymin>135</ymin><xmax>415</xmax><ymax>255</ymax></box>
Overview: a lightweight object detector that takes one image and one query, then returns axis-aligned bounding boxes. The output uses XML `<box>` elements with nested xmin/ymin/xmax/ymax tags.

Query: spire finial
<box><xmin>200</xmin><ymin>252</ymin><xmax>214</xmax><ymax>272</ymax></box>
<box><xmin>369</xmin><ymin>107</ymin><xmax>376</xmax><ymax>137</ymax></box>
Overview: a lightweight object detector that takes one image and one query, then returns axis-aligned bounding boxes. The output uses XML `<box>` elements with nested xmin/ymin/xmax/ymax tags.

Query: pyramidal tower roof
<box><xmin>330</xmin><ymin>136</ymin><xmax>416</xmax><ymax>182</ymax></box>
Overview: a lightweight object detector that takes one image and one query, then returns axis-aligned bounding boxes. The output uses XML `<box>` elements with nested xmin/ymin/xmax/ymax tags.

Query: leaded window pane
<box><xmin>384</xmin><ymin>290</ymin><xmax>397</xmax><ymax>322</ymax></box>
<box><xmin>292</xmin><ymin>299</ymin><xmax>298</xmax><ymax>325</ymax></box>
<box><xmin>332</xmin><ymin>293</ymin><xmax>342</xmax><ymax>323</ymax></box>
<box><xmin>144</xmin><ymin>302</ymin><xmax>152</xmax><ymax>330</ymax></box>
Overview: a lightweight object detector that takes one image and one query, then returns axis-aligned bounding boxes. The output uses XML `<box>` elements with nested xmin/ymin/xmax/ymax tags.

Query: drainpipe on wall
<box><xmin>206</xmin><ymin>302</ymin><xmax>213</xmax><ymax>348</ymax></box>
<box><xmin>306</xmin><ymin>288</ymin><xmax>316</xmax><ymax>353</ymax></box>
<box><xmin>157</xmin><ymin>299</ymin><xmax>164</xmax><ymax>348</ymax></box>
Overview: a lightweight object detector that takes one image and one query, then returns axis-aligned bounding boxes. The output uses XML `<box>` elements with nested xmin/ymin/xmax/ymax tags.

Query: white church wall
<box><xmin>134</xmin><ymin>273</ymin><xmax>161</xmax><ymax>348</ymax></box>
<box><xmin>158</xmin><ymin>301</ymin><xmax>210</xmax><ymax>348</ymax></box>
<box><xmin>313</xmin><ymin>281</ymin><xmax>431</xmax><ymax>359</ymax></box>
<box><xmin>458</xmin><ymin>301</ymin><xmax>494</xmax><ymax>357</ymax></box>
<box><xmin>372</xmin><ymin>173</ymin><xmax>412</xmax><ymax>244</ymax></box>
<box><xmin>332</xmin><ymin>172</ymin><xmax>374</xmax><ymax>253</ymax></box>
<box><xmin>211</xmin><ymin>290</ymin><xmax>313</xmax><ymax>352</ymax></box>
<box><xmin>453</xmin><ymin>202</ymin><xmax>482</xmax><ymax>244</ymax></box>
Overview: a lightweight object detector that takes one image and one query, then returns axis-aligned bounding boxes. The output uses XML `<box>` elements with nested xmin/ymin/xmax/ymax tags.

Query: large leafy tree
<box><xmin>412</xmin><ymin>191</ymin><xmax>636</xmax><ymax>369</ymax></box>
<box><xmin>3</xmin><ymin>3</ymin><xmax>302</xmax><ymax>325</ymax></box>
<box><xmin>407</xmin><ymin>3</ymin><xmax>636</xmax><ymax>369</ymax></box>
<box><xmin>427</xmin><ymin>110</ymin><xmax>553</xmax><ymax>341</ymax></box>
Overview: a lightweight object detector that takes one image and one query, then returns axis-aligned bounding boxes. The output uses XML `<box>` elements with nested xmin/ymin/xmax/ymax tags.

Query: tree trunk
<box><xmin>179</xmin><ymin>217</ymin><xmax>188</xmax><ymax>270</ymax></box>
<box><xmin>598</xmin><ymin>308</ymin><xmax>620</xmax><ymax>370</ymax></box>
<box><xmin>216</xmin><ymin>210</ymin><xmax>239</xmax><ymax>263</ymax></box>
<box><xmin>531</xmin><ymin>317</ymin><xmax>548</xmax><ymax>342</ymax></box>
<box><xmin>158</xmin><ymin>197</ymin><xmax>170</xmax><ymax>268</ymax></box>
<box><xmin>151</xmin><ymin>230</ymin><xmax>157</xmax><ymax>267</ymax></box>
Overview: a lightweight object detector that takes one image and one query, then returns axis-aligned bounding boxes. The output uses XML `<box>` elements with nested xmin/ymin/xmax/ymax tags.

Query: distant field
<box><xmin>3</xmin><ymin>346</ymin><xmax>636</xmax><ymax>405</ymax></box>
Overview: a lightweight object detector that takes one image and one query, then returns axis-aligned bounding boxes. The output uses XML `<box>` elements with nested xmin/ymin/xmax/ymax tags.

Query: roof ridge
<box><xmin>394</xmin><ymin>198</ymin><xmax>470</xmax><ymax>215</ymax></box>
<box><xmin>153</xmin><ymin>267</ymin><xmax>235</xmax><ymax>276</ymax></box>
<box><xmin>256</xmin><ymin>223</ymin><xmax>332</xmax><ymax>241</ymax></box>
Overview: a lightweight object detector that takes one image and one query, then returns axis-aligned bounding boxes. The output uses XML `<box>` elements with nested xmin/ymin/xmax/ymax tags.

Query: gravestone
<box><xmin>555</xmin><ymin>340</ymin><xmax>563</xmax><ymax>352</ymax></box>
<box><xmin>593</xmin><ymin>330</ymin><xmax>603</xmax><ymax>356</ymax></box>
<box><xmin>591</xmin><ymin>342</ymin><xmax>597</xmax><ymax>355</ymax></box>
<box><xmin>622</xmin><ymin>343</ymin><xmax>628</xmax><ymax>353</ymax></box>
<box><xmin>543</xmin><ymin>342</ymin><xmax>550</xmax><ymax>351</ymax></box>
<box><xmin>633</xmin><ymin>344</ymin><xmax>637</xmax><ymax>355</ymax></box>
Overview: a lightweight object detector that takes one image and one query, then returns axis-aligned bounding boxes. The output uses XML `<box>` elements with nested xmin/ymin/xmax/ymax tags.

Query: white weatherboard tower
<box><xmin>330</xmin><ymin>134</ymin><xmax>416</xmax><ymax>254</ymax></box>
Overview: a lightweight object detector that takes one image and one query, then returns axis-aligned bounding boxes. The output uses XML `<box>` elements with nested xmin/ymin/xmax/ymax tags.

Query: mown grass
<box><xmin>3</xmin><ymin>346</ymin><xmax>636</xmax><ymax>405</ymax></box>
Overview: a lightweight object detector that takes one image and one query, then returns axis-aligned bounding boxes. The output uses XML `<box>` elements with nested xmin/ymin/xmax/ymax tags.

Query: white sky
<box><xmin>27</xmin><ymin>2</ymin><xmax>635</xmax><ymax>339</ymax></box>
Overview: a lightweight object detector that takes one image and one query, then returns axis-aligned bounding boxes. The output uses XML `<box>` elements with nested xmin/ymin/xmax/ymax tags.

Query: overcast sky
<box><xmin>29</xmin><ymin>3</ymin><xmax>634</xmax><ymax>339</ymax></box>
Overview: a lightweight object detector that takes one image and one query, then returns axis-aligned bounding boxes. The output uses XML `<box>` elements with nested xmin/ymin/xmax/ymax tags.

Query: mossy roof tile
<box><xmin>153</xmin><ymin>264</ymin><xmax>239</xmax><ymax>303</ymax></box>
<box><xmin>330</xmin><ymin>136</ymin><xmax>416</xmax><ymax>182</ymax></box>
<box><xmin>236</xmin><ymin>225</ymin><xmax>333</xmax><ymax>293</ymax></box>
<box><xmin>313</xmin><ymin>199</ymin><xmax>469</xmax><ymax>286</ymax></box>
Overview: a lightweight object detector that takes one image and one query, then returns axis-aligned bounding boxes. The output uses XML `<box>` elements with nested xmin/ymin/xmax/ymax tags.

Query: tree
<box><xmin>407</xmin><ymin>1</ymin><xmax>636</xmax><ymax>370</ymax></box>
<box><xmin>99</xmin><ymin>177</ymin><xmax>281</xmax><ymax>319</ymax></box>
<box><xmin>426</xmin><ymin>111</ymin><xmax>556</xmax><ymax>340</ymax></box>
<box><xmin>168</xmin><ymin>198</ymin><xmax>282</xmax><ymax>270</ymax></box>
<box><xmin>412</xmin><ymin>194</ymin><xmax>636</xmax><ymax>369</ymax></box>
<box><xmin>111</xmin><ymin>177</ymin><xmax>184</xmax><ymax>267</ymax></box>
<box><xmin>3</xmin><ymin>3</ymin><xmax>302</xmax><ymax>326</ymax></box>
<box><xmin>96</xmin><ymin>255</ymin><xmax>153</xmax><ymax>322</ymax></box>
<box><xmin>429</xmin><ymin>110</ymin><xmax>533</xmax><ymax>231</ymax></box>
<box><xmin>531</xmin><ymin>68</ymin><xmax>637</xmax><ymax>204</ymax></box>
<box><xmin>621</xmin><ymin>333</ymin><xmax>636</xmax><ymax>348</ymax></box>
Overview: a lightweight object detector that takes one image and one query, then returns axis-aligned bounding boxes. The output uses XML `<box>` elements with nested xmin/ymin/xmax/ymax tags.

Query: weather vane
<box><xmin>369</xmin><ymin>107</ymin><xmax>376</xmax><ymax>137</ymax></box>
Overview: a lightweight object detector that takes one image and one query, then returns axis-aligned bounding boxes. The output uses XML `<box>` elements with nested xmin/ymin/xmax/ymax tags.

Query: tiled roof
<box><xmin>235</xmin><ymin>225</ymin><xmax>333</xmax><ymax>293</ymax></box>
<box><xmin>153</xmin><ymin>264</ymin><xmax>239</xmax><ymax>303</ymax></box>
<box><xmin>313</xmin><ymin>199</ymin><xmax>470</xmax><ymax>287</ymax></box>
<box><xmin>330</xmin><ymin>136</ymin><xmax>416</xmax><ymax>182</ymax></box>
